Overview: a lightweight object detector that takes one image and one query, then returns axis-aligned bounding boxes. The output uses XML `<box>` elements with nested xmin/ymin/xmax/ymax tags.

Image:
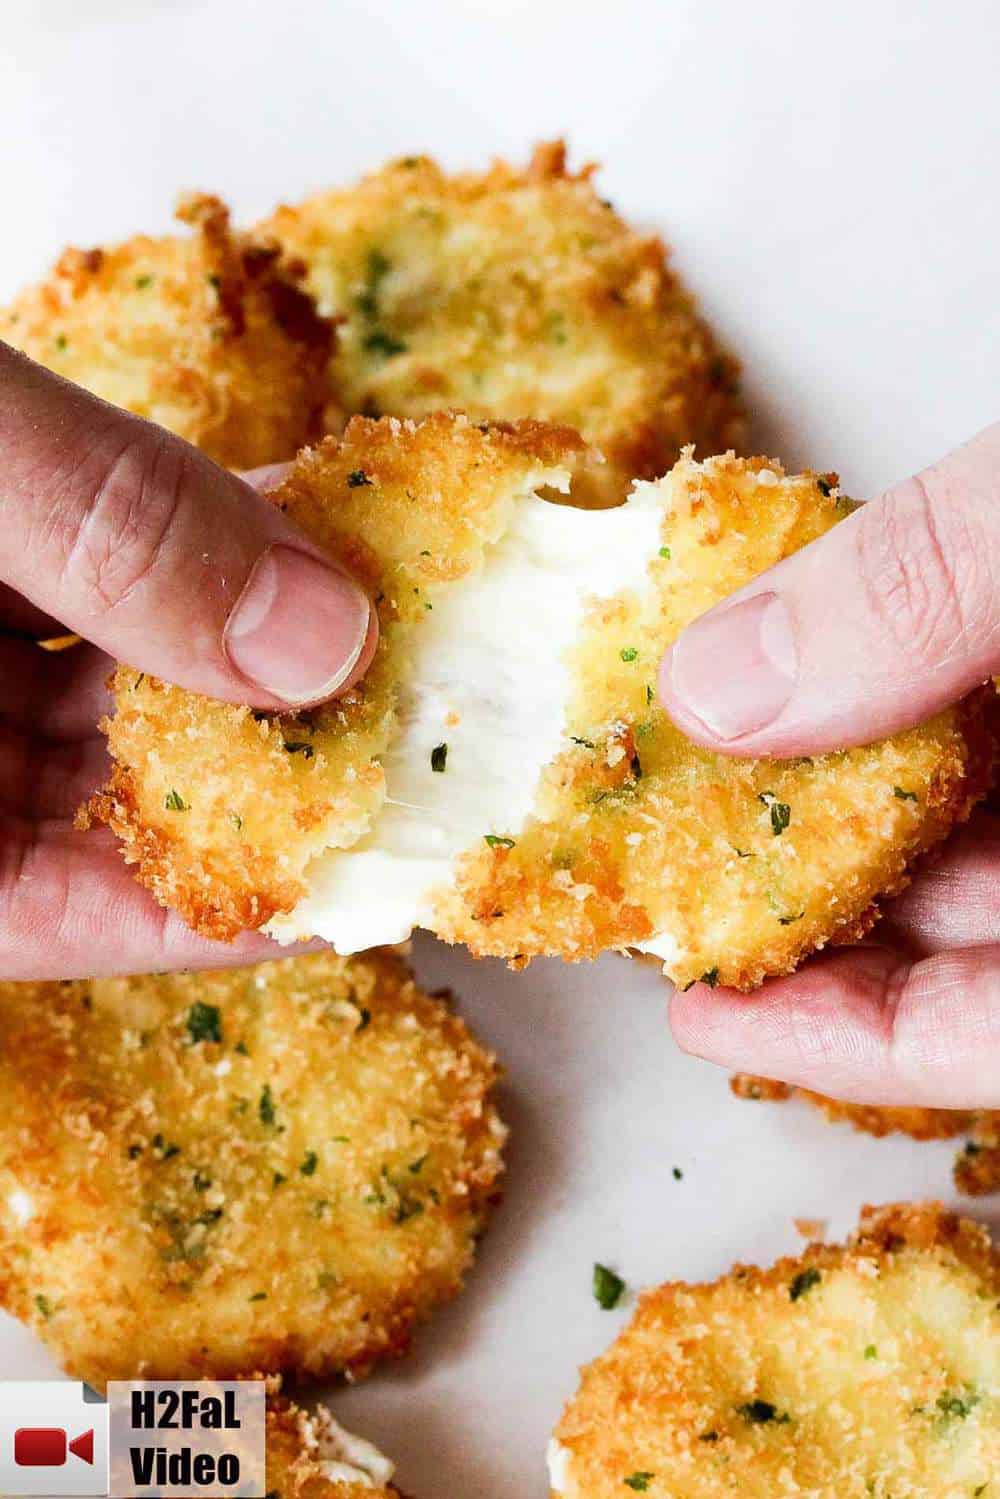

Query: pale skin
<box><xmin>2</xmin><ymin>341</ymin><xmax>997</xmax><ymax>1106</ymax></box>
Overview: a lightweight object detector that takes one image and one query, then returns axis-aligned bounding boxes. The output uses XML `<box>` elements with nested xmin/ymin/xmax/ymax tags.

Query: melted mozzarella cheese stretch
<box><xmin>315</xmin><ymin>1410</ymin><xmax>395</xmax><ymax>1489</ymax></box>
<box><xmin>268</xmin><ymin>484</ymin><xmax>663</xmax><ymax>952</ymax></box>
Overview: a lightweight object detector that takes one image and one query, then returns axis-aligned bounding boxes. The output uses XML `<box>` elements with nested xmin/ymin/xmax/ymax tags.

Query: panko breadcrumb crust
<box><xmin>0</xmin><ymin>949</ymin><xmax>505</xmax><ymax>1388</ymax></box>
<box><xmin>2</xmin><ymin>193</ymin><xmax>333</xmax><ymax>470</ymax></box>
<box><xmin>732</xmin><ymin>1075</ymin><xmax>1000</xmax><ymax>1197</ymax></box>
<box><xmin>261</xmin><ymin>140</ymin><xmax>746</xmax><ymax>505</ymax></box>
<box><xmin>265</xmin><ymin>1384</ymin><xmax>403</xmax><ymax>1499</ymax></box>
<box><xmin>85</xmin><ymin>412</ymin><xmax>584</xmax><ymax>940</ymax></box>
<box><xmin>88</xmin><ymin>429</ymin><xmax>996</xmax><ymax>989</ymax></box>
<box><xmin>552</xmin><ymin>1203</ymin><xmax>1000</xmax><ymax>1497</ymax></box>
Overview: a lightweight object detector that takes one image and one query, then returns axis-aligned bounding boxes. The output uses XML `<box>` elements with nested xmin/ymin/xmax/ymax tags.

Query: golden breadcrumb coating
<box><xmin>88</xmin><ymin>434</ymin><xmax>994</xmax><ymax>988</ymax></box>
<box><xmin>2</xmin><ymin>193</ymin><xmax>332</xmax><ymax>469</ymax></box>
<box><xmin>86</xmin><ymin>411</ymin><xmax>583</xmax><ymax>939</ymax></box>
<box><xmin>732</xmin><ymin>1075</ymin><xmax>1000</xmax><ymax>1197</ymax></box>
<box><xmin>261</xmin><ymin>140</ymin><xmax>746</xmax><ymax>505</ymax></box>
<box><xmin>552</xmin><ymin>1203</ymin><xmax>1000</xmax><ymax>1498</ymax></box>
<box><xmin>265</xmin><ymin>1384</ymin><xmax>401</xmax><ymax>1498</ymax></box>
<box><xmin>0</xmin><ymin>949</ymin><xmax>505</xmax><ymax>1388</ymax></box>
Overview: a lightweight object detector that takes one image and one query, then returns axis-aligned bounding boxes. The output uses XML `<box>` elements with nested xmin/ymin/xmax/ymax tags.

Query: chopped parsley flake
<box><xmin>485</xmin><ymin>834</ymin><xmax>516</xmax><ymax>848</ymax></box>
<box><xmin>55</xmin><ymin>334</ymin><xmax>68</xmax><ymax>351</ymax></box>
<box><xmin>347</xmin><ymin>469</ymin><xmax>373</xmax><ymax>487</ymax></box>
<box><xmin>759</xmin><ymin>792</ymin><xmax>791</xmax><ymax>835</ymax></box>
<box><xmin>258</xmin><ymin>1084</ymin><xmax>276</xmax><ymax>1127</ymax></box>
<box><xmin>300</xmin><ymin>1150</ymin><xmax>319</xmax><ymax>1176</ymax></box>
<box><xmin>864</xmin><ymin>1344</ymin><xmax>877</xmax><ymax>1360</ymax></box>
<box><xmin>152</xmin><ymin>1133</ymin><xmax>180</xmax><ymax>1160</ymax></box>
<box><xmin>936</xmin><ymin>1389</ymin><xmax>979</xmax><ymax>1422</ymax></box>
<box><xmin>364</xmin><ymin>329</ymin><xmax>407</xmax><ymax>357</ymax></box>
<box><xmin>229</xmin><ymin>811</ymin><xmax>243</xmax><ymax>831</ymax></box>
<box><xmin>192</xmin><ymin>1171</ymin><xmax>212</xmax><ymax>1192</ymax></box>
<box><xmin>593</xmin><ymin>1262</ymin><xmax>625</xmax><ymax>1310</ymax></box>
<box><xmin>624</xmin><ymin>1476</ymin><xmax>653</xmax><ymax>1492</ymax></box>
<box><xmin>737</xmin><ymin>1400</ymin><xmax>789</xmax><ymax>1425</ymax></box>
<box><xmin>789</xmin><ymin>1267</ymin><xmax>821</xmax><ymax>1301</ymax></box>
<box><xmin>431</xmin><ymin>742</ymin><xmax>448</xmax><ymax>773</ymax></box>
<box><xmin>283</xmin><ymin>740</ymin><xmax>314</xmax><ymax>758</ymax></box>
<box><xmin>186</xmin><ymin>1001</ymin><xmax>222</xmax><ymax>1045</ymax></box>
<box><xmin>778</xmin><ymin>910</ymin><xmax>804</xmax><ymax>926</ymax></box>
<box><xmin>672</xmin><ymin>1166</ymin><xmax>683</xmax><ymax>1180</ymax></box>
<box><xmin>248</xmin><ymin>1291</ymin><xmax>267</xmax><ymax>1302</ymax></box>
<box><xmin>571</xmin><ymin>735</ymin><xmax>596</xmax><ymax>749</ymax></box>
<box><xmin>35</xmin><ymin>1293</ymin><xmax>52</xmax><ymax>1319</ymax></box>
<box><xmin>164</xmin><ymin>789</ymin><xmax>187</xmax><ymax>811</ymax></box>
<box><xmin>645</xmin><ymin>683</ymin><xmax>655</xmax><ymax>705</ymax></box>
<box><xmin>135</xmin><ymin>273</ymin><xmax>153</xmax><ymax>289</ymax></box>
<box><xmin>409</xmin><ymin>1154</ymin><xmax>427</xmax><ymax>1174</ymax></box>
<box><xmin>894</xmin><ymin>786</ymin><xmax>919</xmax><ymax>802</ymax></box>
<box><xmin>272</xmin><ymin>1172</ymin><xmax>287</xmax><ymax>1188</ymax></box>
<box><xmin>620</xmin><ymin>646</ymin><xmax>639</xmax><ymax>663</ymax></box>
<box><xmin>658</xmin><ymin>545</ymin><xmax>671</xmax><ymax>559</ymax></box>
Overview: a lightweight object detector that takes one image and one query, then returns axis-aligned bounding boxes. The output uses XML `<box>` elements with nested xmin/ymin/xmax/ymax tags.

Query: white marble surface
<box><xmin>3</xmin><ymin>2</ymin><xmax>1000</xmax><ymax>1493</ymax></box>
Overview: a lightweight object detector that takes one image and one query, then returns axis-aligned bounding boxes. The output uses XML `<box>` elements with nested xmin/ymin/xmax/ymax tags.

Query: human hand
<box><xmin>0</xmin><ymin>342</ymin><xmax>376</xmax><ymax>979</ymax></box>
<box><xmin>660</xmin><ymin>423</ymin><xmax>1000</xmax><ymax>1108</ymax></box>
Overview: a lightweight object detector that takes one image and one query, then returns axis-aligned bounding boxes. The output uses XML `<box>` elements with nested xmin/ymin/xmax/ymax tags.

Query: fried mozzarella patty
<box><xmin>550</xmin><ymin>1203</ymin><xmax>1000</xmax><ymax>1497</ymax></box>
<box><xmin>89</xmin><ymin>422</ymin><xmax>993</xmax><ymax>989</ymax></box>
<box><xmin>266</xmin><ymin>1386</ymin><xmax>399</xmax><ymax>1498</ymax></box>
<box><xmin>2</xmin><ymin>193</ymin><xmax>332</xmax><ymax>469</ymax></box>
<box><xmin>732</xmin><ymin>1075</ymin><xmax>1000</xmax><ymax>1197</ymax></box>
<box><xmin>262</xmin><ymin>140</ymin><xmax>746</xmax><ymax>505</ymax></box>
<box><xmin>0</xmin><ymin>948</ymin><xmax>505</xmax><ymax>1388</ymax></box>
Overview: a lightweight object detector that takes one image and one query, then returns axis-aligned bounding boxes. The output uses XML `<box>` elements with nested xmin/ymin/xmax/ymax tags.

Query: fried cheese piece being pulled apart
<box><xmin>88</xmin><ymin>419</ymin><xmax>995</xmax><ymax>990</ymax></box>
<box><xmin>549</xmin><ymin>1203</ymin><xmax>1000</xmax><ymax>1498</ymax></box>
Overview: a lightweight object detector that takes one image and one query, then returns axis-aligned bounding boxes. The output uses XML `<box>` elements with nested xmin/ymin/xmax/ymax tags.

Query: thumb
<box><xmin>0</xmin><ymin>342</ymin><xmax>375</xmax><ymax>708</ymax></box>
<box><xmin>658</xmin><ymin>423</ymin><xmax>1000</xmax><ymax>756</ymax></box>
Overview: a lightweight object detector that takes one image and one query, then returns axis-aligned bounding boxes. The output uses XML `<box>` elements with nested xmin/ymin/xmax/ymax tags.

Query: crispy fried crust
<box><xmin>261</xmin><ymin>140</ymin><xmax>746</xmax><ymax>505</ymax></box>
<box><xmin>89</xmin><ymin>438</ymin><xmax>996</xmax><ymax>986</ymax></box>
<box><xmin>265</xmin><ymin>1385</ymin><xmax>401</xmax><ymax>1499</ymax></box>
<box><xmin>433</xmin><ymin>454</ymin><xmax>995</xmax><ymax>985</ymax></box>
<box><xmin>86</xmin><ymin>412</ymin><xmax>583</xmax><ymax>939</ymax></box>
<box><xmin>0</xmin><ymin>949</ymin><xmax>505</xmax><ymax>1388</ymax></box>
<box><xmin>732</xmin><ymin>1076</ymin><xmax>1000</xmax><ymax>1196</ymax></box>
<box><xmin>2</xmin><ymin>193</ymin><xmax>333</xmax><ymax>469</ymax></box>
<box><xmin>552</xmin><ymin>1203</ymin><xmax>1000</xmax><ymax>1497</ymax></box>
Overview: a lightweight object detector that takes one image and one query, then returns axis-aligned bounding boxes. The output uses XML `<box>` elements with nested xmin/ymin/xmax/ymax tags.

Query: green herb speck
<box><xmin>737</xmin><ymin>1400</ymin><xmax>789</xmax><ymax>1425</ymax></box>
<box><xmin>284</xmin><ymin>740</ymin><xmax>314</xmax><ymax>758</ymax></box>
<box><xmin>347</xmin><ymin>469</ymin><xmax>373</xmax><ymax>487</ymax></box>
<box><xmin>624</xmin><ymin>1476</ymin><xmax>653</xmax><ymax>1492</ymax></box>
<box><xmin>431</xmin><ymin>743</ymin><xmax>448</xmax><ymax>773</ymax></box>
<box><xmin>485</xmin><ymin>834</ymin><xmax>516</xmax><ymax>849</ymax></box>
<box><xmin>258</xmin><ymin>1085</ymin><xmax>276</xmax><ymax>1127</ymax></box>
<box><xmin>894</xmin><ymin>786</ymin><xmax>919</xmax><ymax>802</ymax></box>
<box><xmin>789</xmin><ymin>1267</ymin><xmax>821</xmax><ymax>1301</ymax></box>
<box><xmin>186</xmin><ymin>1001</ymin><xmax>222</xmax><ymax>1046</ymax></box>
<box><xmin>164</xmin><ymin>789</ymin><xmax>187</xmax><ymax>811</ymax></box>
<box><xmin>658</xmin><ymin>546</ymin><xmax>671</xmax><ymax>560</ymax></box>
<box><xmin>620</xmin><ymin>646</ymin><xmax>639</xmax><ymax>663</ymax></box>
<box><xmin>300</xmin><ymin>1150</ymin><xmax>319</xmax><ymax>1176</ymax></box>
<box><xmin>35</xmin><ymin>1294</ymin><xmax>52</xmax><ymax>1319</ymax></box>
<box><xmin>593</xmin><ymin>1262</ymin><xmax>625</xmax><ymax>1310</ymax></box>
<box><xmin>759</xmin><ymin>792</ymin><xmax>791</xmax><ymax>835</ymax></box>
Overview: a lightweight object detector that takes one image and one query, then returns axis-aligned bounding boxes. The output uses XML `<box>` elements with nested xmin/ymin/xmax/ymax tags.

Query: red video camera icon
<box><xmin>14</xmin><ymin>1428</ymin><xmax>94</xmax><ymax>1467</ymax></box>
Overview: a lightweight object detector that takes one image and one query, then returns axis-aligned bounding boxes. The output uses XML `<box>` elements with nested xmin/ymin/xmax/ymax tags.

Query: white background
<box><xmin>3</xmin><ymin>3</ymin><xmax>1000</xmax><ymax>1494</ymax></box>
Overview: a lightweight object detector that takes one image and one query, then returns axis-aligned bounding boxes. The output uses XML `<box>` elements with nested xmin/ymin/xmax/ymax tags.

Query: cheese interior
<box><xmin>267</xmin><ymin>482</ymin><xmax>663</xmax><ymax>951</ymax></box>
